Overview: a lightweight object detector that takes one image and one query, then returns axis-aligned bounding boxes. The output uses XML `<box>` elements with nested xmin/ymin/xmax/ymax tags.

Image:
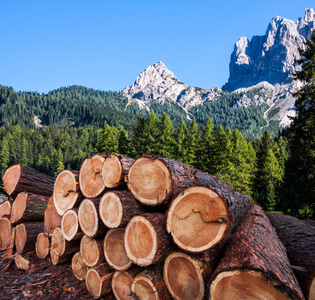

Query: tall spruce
<box><xmin>157</xmin><ymin>112</ymin><xmax>176</xmax><ymax>158</ymax></box>
<box><xmin>97</xmin><ymin>124</ymin><xmax>119</xmax><ymax>154</ymax></box>
<box><xmin>176</xmin><ymin>118</ymin><xmax>188</xmax><ymax>163</ymax></box>
<box><xmin>131</xmin><ymin>116</ymin><xmax>146</xmax><ymax>158</ymax></box>
<box><xmin>143</xmin><ymin>111</ymin><xmax>160</xmax><ymax>154</ymax></box>
<box><xmin>186</xmin><ymin>118</ymin><xmax>200</xmax><ymax>167</ymax></box>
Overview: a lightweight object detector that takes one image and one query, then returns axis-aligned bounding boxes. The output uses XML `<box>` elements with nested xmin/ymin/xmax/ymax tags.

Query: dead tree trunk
<box><xmin>10</xmin><ymin>192</ymin><xmax>50</xmax><ymax>224</ymax></box>
<box><xmin>209</xmin><ymin>205</ymin><xmax>304</xmax><ymax>300</ymax></box>
<box><xmin>124</xmin><ymin>213</ymin><xmax>174</xmax><ymax>267</ymax></box>
<box><xmin>101</xmin><ymin>153</ymin><xmax>134</xmax><ymax>189</ymax></box>
<box><xmin>80</xmin><ymin>235</ymin><xmax>105</xmax><ymax>267</ymax></box>
<box><xmin>0</xmin><ymin>217</ymin><xmax>12</xmax><ymax>250</ymax></box>
<box><xmin>104</xmin><ymin>228</ymin><xmax>132</xmax><ymax>271</ymax></box>
<box><xmin>53</xmin><ymin>170</ymin><xmax>81</xmax><ymax>216</ymax></box>
<box><xmin>44</xmin><ymin>197</ymin><xmax>62</xmax><ymax>237</ymax></box>
<box><xmin>61</xmin><ymin>208</ymin><xmax>83</xmax><ymax>241</ymax></box>
<box><xmin>2</xmin><ymin>164</ymin><xmax>55</xmax><ymax>197</ymax></box>
<box><xmin>267</xmin><ymin>212</ymin><xmax>315</xmax><ymax>300</ymax></box>
<box><xmin>71</xmin><ymin>251</ymin><xmax>89</xmax><ymax>281</ymax></box>
<box><xmin>35</xmin><ymin>232</ymin><xmax>50</xmax><ymax>259</ymax></box>
<box><xmin>0</xmin><ymin>200</ymin><xmax>11</xmax><ymax>218</ymax></box>
<box><xmin>99</xmin><ymin>190</ymin><xmax>144</xmax><ymax>229</ymax></box>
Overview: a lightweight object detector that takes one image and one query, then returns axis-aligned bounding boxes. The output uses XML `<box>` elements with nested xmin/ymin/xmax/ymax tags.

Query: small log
<box><xmin>267</xmin><ymin>212</ymin><xmax>315</xmax><ymax>300</ymax></box>
<box><xmin>79</xmin><ymin>154</ymin><xmax>107</xmax><ymax>198</ymax></box>
<box><xmin>1</xmin><ymin>227</ymin><xmax>15</xmax><ymax>260</ymax></box>
<box><xmin>51</xmin><ymin>227</ymin><xmax>80</xmax><ymax>256</ymax></box>
<box><xmin>14</xmin><ymin>253</ymin><xmax>30</xmax><ymax>271</ymax></box>
<box><xmin>101</xmin><ymin>153</ymin><xmax>134</xmax><ymax>189</ymax></box>
<box><xmin>61</xmin><ymin>208</ymin><xmax>83</xmax><ymax>241</ymax></box>
<box><xmin>104</xmin><ymin>228</ymin><xmax>132</xmax><ymax>271</ymax></box>
<box><xmin>44</xmin><ymin>197</ymin><xmax>62</xmax><ymax>237</ymax></box>
<box><xmin>15</xmin><ymin>222</ymin><xmax>44</xmax><ymax>254</ymax></box>
<box><xmin>86</xmin><ymin>262</ymin><xmax>114</xmax><ymax>298</ymax></box>
<box><xmin>80</xmin><ymin>235</ymin><xmax>105</xmax><ymax>267</ymax></box>
<box><xmin>0</xmin><ymin>200</ymin><xmax>11</xmax><ymax>218</ymax></box>
<box><xmin>72</xmin><ymin>251</ymin><xmax>89</xmax><ymax>281</ymax></box>
<box><xmin>53</xmin><ymin>170</ymin><xmax>81</xmax><ymax>216</ymax></box>
<box><xmin>78</xmin><ymin>198</ymin><xmax>107</xmax><ymax>237</ymax></box>
<box><xmin>124</xmin><ymin>213</ymin><xmax>174</xmax><ymax>267</ymax></box>
<box><xmin>2</xmin><ymin>164</ymin><xmax>55</xmax><ymax>197</ymax></box>
<box><xmin>99</xmin><ymin>190</ymin><xmax>144</xmax><ymax>228</ymax></box>
<box><xmin>0</xmin><ymin>217</ymin><xmax>12</xmax><ymax>250</ymax></box>
<box><xmin>131</xmin><ymin>264</ymin><xmax>171</xmax><ymax>300</ymax></box>
<box><xmin>10</xmin><ymin>192</ymin><xmax>50</xmax><ymax>224</ymax></box>
<box><xmin>35</xmin><ymin>233</ymin><xmax>50</xmax><ymax>259</ymax></box>
<box><xmin>209</xmin><ymin>205</ymin><xmax>304</xmax><ymax>300</ymax></box>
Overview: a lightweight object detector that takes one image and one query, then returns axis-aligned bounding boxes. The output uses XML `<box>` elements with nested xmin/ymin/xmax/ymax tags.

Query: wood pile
<box><xmin>0</xmin><ymin>152</ymin><xmax>313</xmax><ymax>299</ymax></box>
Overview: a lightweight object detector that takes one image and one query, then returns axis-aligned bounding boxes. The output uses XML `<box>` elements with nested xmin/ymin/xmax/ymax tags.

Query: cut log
<box><xmin>78</xmin><ymin>198</ymin><xmax>106</xmax><ymax>237</ymax></box>
<box><xmin>124</xmin><ymin>213</ymin><xmax>174</xmax><ymax>267</ymax></box>
<box><xmin>2</xmin><ymin>164</ymin><xmax>55</xmax><ymax>197</ymax></box>
<box><xmin>267</xmin><ymin>212</ymin><xmax>315</xmax><ymax>300</ymax></box>
<box><xmin>14</xmin><ymin>253</ymin><xmax>30</xmax><ymax>271</ymax></box>
<box><xmin>101</xmin><ymin>153</ymin><xmax>134</xmax><ymax>189</ymax></box>
<box><xmin>10</xmin><ymin>192</ymin><xmax>50</xmax><ymax>224</ymax></box>
<box><xmin>61</xmin><ymin>208</ymin><xmax>83</xmax><ymax>241</ymax></box>
<box><xmin>166</xmin><ymin>171</ymin><xmax>252</xmax><ymax>253</ymax></box>
<box><xmin>53</xmin><ymin>170</ymin><xmax>81</xmax><ymax>216</ymax></box>
<box><xmin>0</xmin><ymin>200</ymin><xmax>11</xmax><ymax>218</ymax></box>
<box><xmin>79</xmin><ymin>154</ymin><xmax>107</xmax><ymax>198</ymax></box>
<box><xmin>0</xmin><ymin>217</ymin><xmax>11</xmax><ymax>250</ymax></box>
<box><xmin>1</xmin><ymin>227</ymin><xmax>15</xmax><ymax>260</ymax></box>
<box><xmin>80</xmin><ymin>235</ymin><xmax>105</xmax><ymax>267</ymax></box>
<box><xmin>44</xmin><ymin>196</ymin><xmax>62</xmax><ymax>237</ymax></box>
<box><xmin>209</xmin><ymin>205</ymin><xmax>304</xmax><ymax>300</ymax></box>
<box><xmin>15</xmin><ymin>222</ymin><xmax>44</xmax><ymax>254</ymax></box>
<box><xmin>99</xmin><ymin>190</ymin><xmax>144</xmax><ymax>229</ymax></box>
<box><xmin>163</xmin><ymin>251</ymin><xmax>215</xmax><ymax>300</ymax></box>
<box><xmin>86</xmin><ymin>262</ymin><xmax>114</xmax><ymax>298</ymax></box>
<box><xmin>131</xmin><ymin>264</ymin><xmax>171</xmax><ymax>300</ymax></box>
<box><xmin>71</xmin><ymin>251</ymin><xmax>89</xmax><ymax>281</ymax></box>
<box><xmin>35</xmin><ymin>232</ymin><xmax>50</xmax><ymax>259</ymax></box>
<box><xmin>104</xmin><ymin>228</ymin><xmax>132</xmax><ymax>271</ymax></box>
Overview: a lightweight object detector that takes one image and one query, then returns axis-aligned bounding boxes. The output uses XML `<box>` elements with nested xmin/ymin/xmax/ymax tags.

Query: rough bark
<box><xmin>2</xmin><ymin>164</ymin><xmax>55</xmax><ymax>197</ymax></box>
<box><xmin>44</xmin><ymin>196</ymin><xmax>62</xmax><ymax>237</ymax></box>
<box><xmin>124</xmin><ymin>213</ymin><xmax>174</xmax><ymax>267</ymax></box>
<box><xmin>35</xmin><ymin>232</ymin><xmax>50</xmax><ymax>259</ymax></box>
<box><xmin>0</xmin><ymin>200</ymin><xmax>11</xmax><ymax>218</ymax></box>
<box><xmin>209</xmin><ymin>205</ymin><xmax>305</xmax><ymax>300</ymax></box>
<box><xmin>267</xmin><ymin>212</ymin><xmax>315</xmax><ymax>300</ymax></box>
<box><xmin>71</xmin><ymin>251</ymin><xmax>89</xmax><ymax>281</ymax></box>
<box><xmin>0</xmin><ymin>217</ymin><xmax>12</xmax><ymax>250</ymax></box>
<box><xmin>61</xmin><ymin>208</ymin><xmax>83</xmax><ymax>241</ymax></box>
<box><xmin>80</xmin><ymin>235</ymin><xmax>105</xmax><ymax>267</ymax></box>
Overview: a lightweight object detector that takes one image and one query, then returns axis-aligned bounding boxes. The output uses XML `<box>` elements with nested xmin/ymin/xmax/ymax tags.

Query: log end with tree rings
<box><xmin>50</xmin><ymin>246</ymin><xmax>60</xmax><ymax>265</ymax></box>
<box><xmin>99</xmin><ymin>192</ymin><xmax>123</xmax><ymax>228</ymax></box>
<box><xmin>209</xmin><ymin>270</ymin><xmax>297</xmax><ymax>300</ymax></box>
<box><xmin>80</xmin><ymin>235</ymin><xmax>103</xmax><ymax>267</ymax></box>
<box><xmin>131</xmin><ymin>275</ymin><xmax>159</xmax><ymax>300</ymax></box>
<box><xmin>102</xmin><ymin>154</ymin><xmax>123</xmax><ymax>188</ymax></box>
<box><xmin>35</xmin><ymin>233</ymin><xmax>50</xmax><ymax>259</ymax></box>
<box><xmin>61</xmin><ymin>209</ymin><xmax>80</xmax><ymax>241</ymax></box>
<box><xmin>15</xmin><ymin>223</ymin><xmax>27</xmax><ymax>254</ymax></box>
<box><xmin>166</xmin><ymin>186</ymin><xmax>228</xmax><ymax>252</ymax></box>
<box><xmin>124</xmin><ymin>215</ymin><xmax>158</xmax><ymax>267</ymax></box>
<box><xmin>86</xmin><ymin>265</ymin><xmax>113</xmax><ymax>298</ymax></box>
<box><xmin>112</xmin><ymin>271</ymin><xmax>134</xmax><ymax>300</ymax></box>
<box><xmin>53</xmin><ymin>170</ymin><xmax>79</xmax><ymax>216</ymax></box>
<box><xmin>51</xmin><ymin>227</ymin><xmax>65</xmax><ymax>256</ymax></box>
<box><xmin>104</xmin><ymin>229</ymin><xmax>132</xmax><ymax>271</ymax></box>
<box><xmin>78</xmin><ymin>199</ymin><xmax>99</xmax><ymax>237</ymax></box>
<box><xmin>10</xmin><ymin>192</ymin><xmax>27</xmax><ymax>223</ymax></box>
<box><xmin>72</xmin><ymin>252</ymin><xmax>89</xmax><ymax>281</ymax></box>
<box><xmin>0</xmin><ymin>200</ymin><xmax>11</xmax><ymax>218</ymax></box>
<box><xmin>79</xmin><ymin>154</ymin><xmax>106</xmax><ymax>198</ymax></box>
<box><xmin>0</xmin><ymin>217</ymin><xmax>11</xmax><ymax>250</ymax></box>
<box><xmin>127</xmin><ymin>156</ymin><xmax>172</xmax><ymax>206</ymax></box>
<box><xmin>2</xmin><ymin>164</ymin><xmax>20</xmax><ymax>196</ymax></box>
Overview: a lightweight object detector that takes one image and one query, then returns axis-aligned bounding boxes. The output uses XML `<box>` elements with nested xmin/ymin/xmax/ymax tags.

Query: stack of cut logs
<box><xmin>0</xmin><ymin>153</ymin><xmax>314</xmax><ymax>300</ymax></box>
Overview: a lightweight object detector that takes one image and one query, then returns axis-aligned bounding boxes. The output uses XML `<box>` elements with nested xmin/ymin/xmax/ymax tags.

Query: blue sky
<box><xmin>0</xmin><ymin>0</ymin><xmax>314</xmax><ymax>93</ymax></box>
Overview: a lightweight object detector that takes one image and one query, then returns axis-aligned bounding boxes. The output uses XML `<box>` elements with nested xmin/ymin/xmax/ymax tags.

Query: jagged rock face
<box><xmin>223</xmin><ymin>8</ymin><xmax>315</xmax><ymax>91</ymax></box>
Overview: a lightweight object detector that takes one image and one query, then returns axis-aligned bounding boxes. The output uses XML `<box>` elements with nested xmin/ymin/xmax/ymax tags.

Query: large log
<box><xmin>209</xmin><ymin>205</ymin><xmax>304</xmax><ymax>300</ymax></box>
<box><xmin>44</xmin><ymin>196</ymin><xmax>62</xmax><ymax>237</ymax></box>
<box><xmin>80</xmin><ymin>235</ymin><xmax>105</xmax><ymax>267</ymax></box>
<box><xmin>0</xmin><ymin>217</ymin><xmax>12</xmax><ymax>250</ymax></box>
<box><xmin>71</xmin><ymin>251</ymin><xmax>89</xmax><ymax>281</ymax></box>
<box><xmin>101</xmin><ymin>153</ymin><xmax>134</xmax><ymax>189</ymax></box>
<box><xmin>35</xmin><ymin>232</ymin><xmax>50</xmax><ymax>259</ymax></box>
<box><xmin>79</xmin><ymin>154</ymin><xmax>107</xmax><ymax>198</ymax></box>
<box><xmin>10</xmin><ymin>192</ymin><xmax>50</xmax><ymax>224</ymax></box>
<box><xmin>124</xmin><ymin>213</ymin><xmax>174</xmax><ymax>267</ymax></box>
<box><xmin>2</xmin><ymin>164</ymin><xmax>55</xmax><ymax>197</ymax></box>
<box><xmin>267</xmin><ymin>212</ymin><xmax>315</xmax><ymax>300</ymax></box>
<box><xmin>99</xmin><ymin>190</ymin><xmax>144</xmax><ymax>228</ymax></box>
<box><xmin>15</xmin><ymin>222</ymin><xmax>44</xmax><ymax>254</ymax></box>
<box><xmin>104</xmin><ymin>228</ymin><xmax>132</xmax><ymax>271</ymax></box>
<box><xmin>53</xmin><ymin>170</ymin><xmax>81</xmax><ymax>216</ymax></box>
<box><xmin>61</xmin><ymin>208</ymin><xmax>83</xmax><ymax>241</ymax></box>
<box><xmin>0</xmin><ymin>200</ymin><xmax>11</xmax><ymax>218</ymax></box>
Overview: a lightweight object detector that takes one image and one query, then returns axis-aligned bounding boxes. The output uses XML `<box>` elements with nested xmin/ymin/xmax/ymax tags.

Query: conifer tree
<box><xmin>131</xmin><ymin>116</ymin><xmax>146</xmax><ymax>158</ymax></box>
<box><xmin>186</xmin><ymin>118</ymin><xmax>200</xmax><ymax>167</ymax></box>
<box><xmin>0</xmin><ymin>137</ymin><xmax>10</xmax><ymax>175</ymax></box>
<box><xmin>97</xmin><ymin>124</ymin><xmax>119</xmax><ymax>154</ymax></box>
<box><xmin>176</xmin><ymin>118</ymin><xmax>188</xmax><ymax>163</ymax></box>
<box><xmin>117</xmin><ymin>125</ymin><xmax>132</xmax><ymax>156</ymax></box>
<box><xmin>143</xmin><ymin>111</ymin><xmax>160</xmax><ymax>154</ymax></box>
<box><xmin>157</xmin><ymin>112</ymin><xmax>176</xmax><ymax>158</ymax></box>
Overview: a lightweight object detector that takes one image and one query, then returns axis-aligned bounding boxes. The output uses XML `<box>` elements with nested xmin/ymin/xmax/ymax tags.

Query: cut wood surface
<box><xmin>1</xmin><ymin>227</ymin><xmax>15</xmax><ymax>260</ymax></box>
<box><xmin>0</xmin><ymin>200</ymin><xmax>11</xmax><ymax>218</ymax></box>
<box><xmin>2</xmin><ymin>164</ymin><xmax>55</xmax><ymax>197</ymax></box>
<box><xmin>79</xmin><ymin>154</ymin><xmax>107</xmax><ymax>198</ymax></box>
<box><xmin>61</xmin><ymin>208</ymin><xmax>83</xmax><ymax>241</ymax></box>
<box><xmin>44</xmin><ymin>196</ymin><xmax>62</xmax><ymax>237</ymax></box>
<box><xmin>53</xmin><ymin>170</ymin><xmax>81</xmax><ymax>216</ymax></box>
<box><xmin>124</xmin><ymin>213</ymin><xmax>174</xmax><ymax>267</ymax></box>
<box><xmin>267</xmin><ymin>212</ymin><xmax>315</xmax><ymax>300</ymax></box>
<box><xmin>15</xmin><ymin>222</ymin><xmax>44</xmax><ymax>254</ymax></box>
<box><xmin>0</xmin><ymin>217</ymin><xmax>11</xmax><ymax>250</ymax></box>
<box><xmin>51</xmin><ymin>227</ymin><xmax>80</xmax><ymax>258</ymax></box>
<box><xmin>10</xmin><ymin>192</ymin><xmax>49</xmax><ymax>224</ymax></box>
<box><xmin>209</xmin><ymin>204</ymin><xmax>304</xmax><ymax>300</ymax></box>
<box><xmin>35</xmin><ymin>232</ymin><xmax>50</xmax><ymax>259</ymax></box>
<box><xmin>14</xmin><ymin>253</ymin><xmax>30</xmax><ymax>271</ymax></box>
<box><xmin>72</xmin><ymin>251</ymin><xmax>89</xmax><ymax>281</ymax></box>
<box><xmin>104</xmin><ymin>228</ymin><xmax>132</xmax><ymax>271</ymax></box>
<box><xmin>100</xmin><ymin>190</ymin><xmax>144</xmax><ymax>229</ymax></box>
<box><xmin>86</xmin><ymin>262</ymin><xmax>114</xmax><ymax>298</ymax></box>
<box><xmin>80</xmin><ymin>235</ymin><xmax>105</xmax><ymax>267</ymax></box>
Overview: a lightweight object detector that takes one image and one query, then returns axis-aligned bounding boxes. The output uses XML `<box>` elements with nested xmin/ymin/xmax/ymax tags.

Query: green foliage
<box><xmin>97</xmin><ymin>124</ymin><xmax>119</xmax><ymax>154</ymax></box>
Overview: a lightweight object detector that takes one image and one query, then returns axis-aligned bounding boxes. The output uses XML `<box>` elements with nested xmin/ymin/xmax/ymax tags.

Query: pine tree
<box><xmin>117</xmin><ymin>125</ymin><xmax>132</xmax><ymax>156</ymax></box>
<box><xmin>143</xmin><ymin>111</ymin><xmax>160</xmax><ymax>154</ymax></box>
<box><xmin>97</xmin><ymin>124</ymin><xmax>119</xmax><ymax>154</ymax></box>
<box><xmin>157</xmin><ymin>112</ymin><xmax>176</xmax><ymax>158</ymax></box>
<box><xmin>176</xmin><ymin>118</ymin><xmax>188</xmax><ymax>163</ymax></box>
<box><xmin>131</xmin><ymin>116</ymin><xmax>146</xmax><ymax>158</ymax></box>
<box><xmin>186</xmin><ymin>118</ymin><xmax>200</xmax><ymax>167</ymax></box>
